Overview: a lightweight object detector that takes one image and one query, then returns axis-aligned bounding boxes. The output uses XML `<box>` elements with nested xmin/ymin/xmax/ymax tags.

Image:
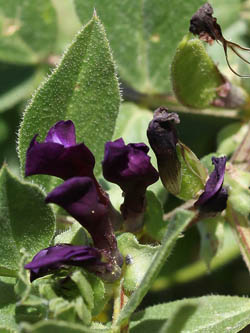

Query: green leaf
<box><xmin>49</xmin><ymin>297</ymin><xmax>78</xmax><ymax>322</ymax></box>
<box><xmin>19</xmin><ymin>0</ymin><xmax>57</xmax><ymax>56</ymax></box>
<box><xmin>0</xmin><ymin>165</ymin><xmax>55</xmax><ymax>273</ymax></box>
<box><xmin>171</xmin><ymin>35</ymin><xmax>224</xmax><ymax>108</ymax></box>
<box><xmin>0</xmin><ymin>277</ymin><xmax>18</xmax><ymax>332</ymax></box>
<box><xmin>71</xmin><ymin>270</ymin><xmax>94</xmax><ymax>311</ymax></box>
<box><xmin>130</xmin><ymin>296</ymin><xmax>250</xmax><ymax>333</ymax></box>
<box><xmin>115</xmin><ymin>210</ymin><xmax>194</xmax><ymax>328</ymax></box>
<box><xmin>84</xmin><ymin>271</ymin><xmax>106</xmax><ymax>316</ymax></box>
<box><xmin>0</xmin><ymin>0</ymin><xmax>57</xmax><ymax>64</ymax></box>
<box><xmin>54</xmin><ymin>222</ymin><xmax>90</xmax><ymax>246</ymax></box>
<box><xmin>117</xmin><ymin>233</ymin><xmax>160</xmax><ymax>293</ymax></box>
<box><xmin>21</xmin><ymin>320</ymin><xmax>111</xmax><ymax>333</ymax></box>
<box><xmin>74</xmin><ymin>0</ymin><xmax>205</xmax><ymax>93</ymax></box>
<box><xmin>144</xmin><ymin>191</ymin><xmax>166</xmax><ymax>241</ymax></box>
<box><xmin>18</xmin><ymin>13</ymin><xmax>120</xmax><ymax>190</ymax></box>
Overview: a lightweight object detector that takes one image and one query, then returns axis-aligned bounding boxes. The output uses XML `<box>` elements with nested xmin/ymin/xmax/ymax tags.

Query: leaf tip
<box><xmin>93</xmin><ymin>8</ymin><xmax>98</xmax><ymax>19</ymax></box>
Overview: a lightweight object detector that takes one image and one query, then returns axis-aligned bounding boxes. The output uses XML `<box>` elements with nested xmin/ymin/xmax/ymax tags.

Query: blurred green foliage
<box><xmin>1</xmin><ymin>0</ymin><xmax>250</xmax><ymax>322</ymax></box>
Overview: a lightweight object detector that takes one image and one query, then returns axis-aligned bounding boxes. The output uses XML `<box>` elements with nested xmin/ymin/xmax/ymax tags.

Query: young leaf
<box><xmin>74</xmin><ymin>0</ymin><xmax>205</xmax><ymax>93</ymax></box>
<box><xmin>0</xmin><ymin>0</ymin><xmax>57</xmax><ymax>64</ymax></box>
<box><xmin>0</xmin><ymin>165</ymin><xmax>55</xmax><ymax>274</ymax></box>
<box><xmin>130</xmin><ymin>296</ymin><xmax>250</xmax><ymax>333</ymax></box>
<box><xmin>83</xmin><ymin>271</ymin><xmax>106</xmax><ymax>316</ymax></box>
<box><xmin>115</xmin><ymin>210</ymin><xmax>194</xmax><ymax>328</ymax></box>
<box><xmin>117</xmin><ymin>232</ymin><xmax>160</xmax><ymax>293</ymax></box>
<box><xmin>18</xmin><ymin>13</ymin><xmax>120</xmax><ymax>190</ymax></box>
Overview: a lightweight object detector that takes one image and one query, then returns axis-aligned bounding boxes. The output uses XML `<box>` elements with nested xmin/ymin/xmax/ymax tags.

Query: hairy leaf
<box><xmin>115</xmin><ymin>210</ymin><xmax>194</xmax><ymax>328</ymax></box>
<box><xmin>130</xmin><ymin>296</ymin><xmax>250</xmax><ymax>333</ymax></box>
<box><xmin>0</xmin><ymin>165</ymin><xmax>55</xmax><ymax>273</ymax></box>
<box><xmin>18</xmin><ymin>13</ymin><xmax>120</xmax><ymax>190</ymax></box>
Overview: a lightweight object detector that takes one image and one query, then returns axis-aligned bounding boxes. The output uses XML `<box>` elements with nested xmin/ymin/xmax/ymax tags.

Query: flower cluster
<box><xmin>25</xmin><ymin>110</ymin><xmax>228</xmax><ymax>283</ymax></box>
<box><xmin>25</xmin><ymin>120</ymin><xmax>158</xmax><ymax>281</ymax></box>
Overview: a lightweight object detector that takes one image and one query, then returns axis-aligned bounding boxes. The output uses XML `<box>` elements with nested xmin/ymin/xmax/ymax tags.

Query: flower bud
<box><xmin>147</xmin><ymin>107</ymin><xmax>207</xmax><ymax>200</ymax></box>
<box><xmin>147</xmin><ymin>107</ymin><xmax>181</xmax><ymax>196</ymax></box>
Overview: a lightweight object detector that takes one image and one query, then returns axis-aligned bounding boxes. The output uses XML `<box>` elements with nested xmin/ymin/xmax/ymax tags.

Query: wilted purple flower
<box><xmin>147</xmin><ymin>107</ymin><xmax>181</xmax><ymax>196</ymax></box>
<box><xmin>24</xmin><ymin>244</ymin><xmax>103</xmax><ymax>282</ymax></box>
<box><xmin>102</xmin><ymin>138</ymin><xmax>159</xmax><ymax>231</ymax></box>
<box><xmin>46</xmin><ymin>177</ymin><xmax>121</xmax><ymax>262</ymax></box>
<box><xmin>25</xmin><ymin>120</ymin><xmax>95</xmax><ymax>181</ymax></box>
<box><xmin>195</xmin><ymin>156</ymin><xmax>228</xmax><ymax>212</ymax></box>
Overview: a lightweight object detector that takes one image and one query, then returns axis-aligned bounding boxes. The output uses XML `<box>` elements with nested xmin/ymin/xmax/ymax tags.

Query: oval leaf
<box><xmin>0</xmin><ymin>165</ymin><xmax>55</xmax><ymax>273</ymax></box>
<box><xmin>18</xmin><ymin>13</ymin><xmax>120</xmax><ymax>190</ymax></box>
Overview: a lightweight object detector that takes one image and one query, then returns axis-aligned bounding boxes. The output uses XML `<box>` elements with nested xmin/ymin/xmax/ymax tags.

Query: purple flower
<box><xmin>102</xmin><ymin>138</ymin><xmax>159</xmax><ymax>231</ymax></box>
<box><xmin>147</xmin><ymin>107</ymin><xmax>181</xmax><ymax>196</ymax></box>
<box><xmin>195</xmin><ymin>156</ymin><xmax>228</xmax><ymax>212</ymax></box>
<box><xmin>102</xmin><ymin>138</ymin><xmax>159</xmax><ymax>193</ymax></box>
<box><xmin>46</xmin><ymin>177</ymin><xmax>120</xmax><ymax>260</ymax></box>
<box><xmin>24</xmin><ymin>244</ymin><xmax>102</xmax><ymax>282</ymax></box>
<box><xmin>25</xmin><ymin>121</ymin><xmax>95</xmax><ymax>180</ymax></box>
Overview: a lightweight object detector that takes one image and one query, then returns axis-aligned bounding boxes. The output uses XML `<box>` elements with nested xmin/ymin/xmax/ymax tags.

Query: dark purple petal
<box><xmin>102</xmin><ymin>138</ymin><xmax>159</xmax><ymax>193</ymax></box>
<box><xmin>46</xmin><ymin>177</ymin><xmax>107</xmax><ymax>224</ymax></box>
<box><xmin>45</xmin><ymin>120</ymin><xmax>76</xmax><ymax>146</ymax></box>
<box><xmin>46</xmin><ymin>177</ymin><xmax>117</xmax><ymax>253</ymax></box>
<box><xmin>147</xmin><ymin>107</ymin><xmax>181</xmax><ymax>195</ymax></box>
<box><xmin>195</xmin><ymin>156</ymin><xmax>228</xmax><ymax>212</ymax></box>
<box><xmin>24</xmin><ymin>244</ymin><xmax>101</xmax><ymax>282</ymax></box>
<box><xmin>195</xmin><ymin>156</ymin><xmax>226</xmax><ymax>206</ymax></box>
<box><xmin>25</xmin><ymin>121</ymin><xmax>95</xmax><ymax>180</ymax></box>
<box><xmin>102</xmin><ymin>138</ymin><xmax>158</xmax><ymax>232</ymax></box>
<box><xmin>198</xmin><ymin>187</ymin><xmax>228</xmax><ymax>213</ymax></box>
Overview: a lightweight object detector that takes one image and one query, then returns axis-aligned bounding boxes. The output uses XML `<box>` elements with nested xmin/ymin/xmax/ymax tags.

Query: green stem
<box><xmin>112</xmin><ymin>279</ymin><xmax>128</xmax><ymax>332</ymax></box>
<box><xmin>114</xmin><ymin>210</ymin><xmax>194</xmax><ymax>330</ymax></box>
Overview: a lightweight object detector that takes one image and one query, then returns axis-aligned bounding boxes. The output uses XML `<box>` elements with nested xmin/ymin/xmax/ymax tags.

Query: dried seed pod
<box><xmin>190</xmin><ymin>2</ymin><xmax>250</xmax><ymax>78</ymax></box>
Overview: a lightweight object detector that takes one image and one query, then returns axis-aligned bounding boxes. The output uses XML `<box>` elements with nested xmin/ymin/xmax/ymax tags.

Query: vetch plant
<box><xmin>1</xmin><ymin>1</ymin><xmax>250</xmax><ymax>333</ymax></box>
